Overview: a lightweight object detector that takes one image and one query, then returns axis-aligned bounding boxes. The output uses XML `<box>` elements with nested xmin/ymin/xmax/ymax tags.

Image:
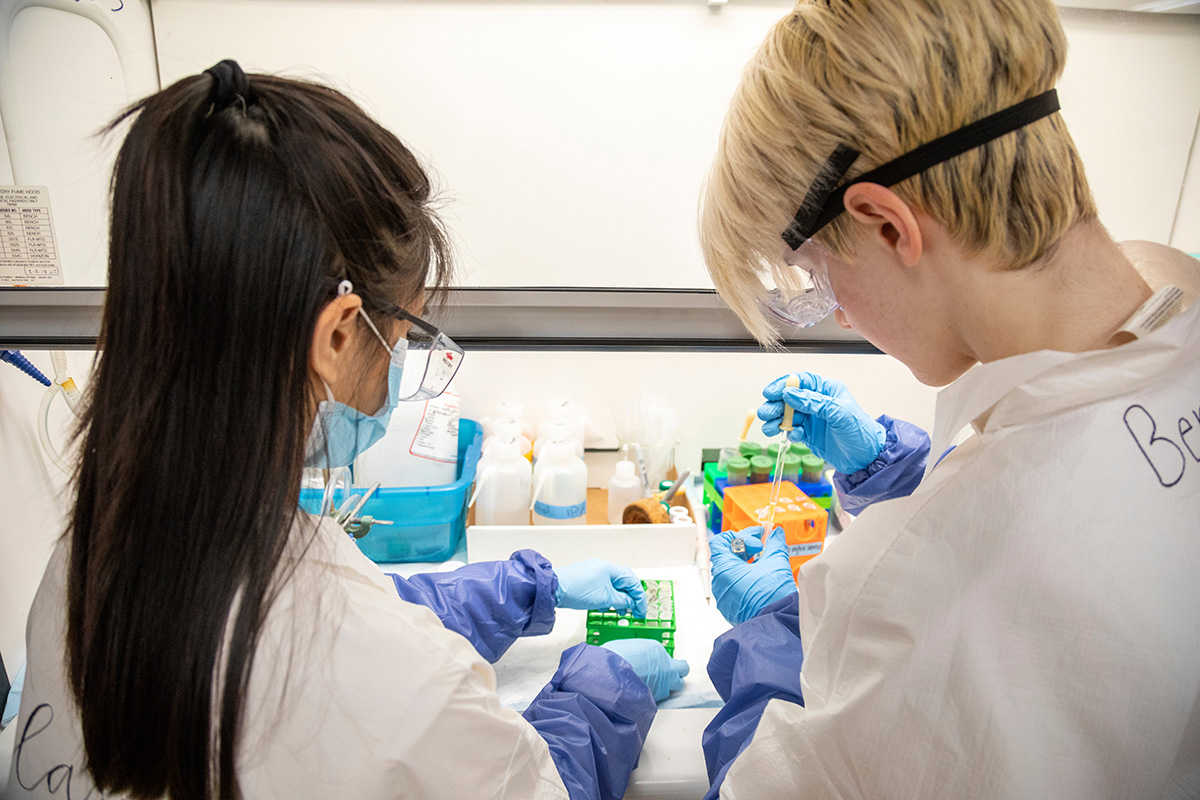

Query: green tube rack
<box><xmin>586</xmin><ymin>579</ymin><xmax>676</xmax><ymax>656</ymax></box>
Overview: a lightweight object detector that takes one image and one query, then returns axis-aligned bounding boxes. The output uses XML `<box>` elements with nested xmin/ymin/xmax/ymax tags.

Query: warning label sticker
<box><xmin>0</xmin><ymin>186</ymin><xmax>63</xmax><ymax>286</ymax></box>
<box><xmin>409</xmin><ymin>392</ymin><xmax>460</xmax><ymax>463</ymax></box>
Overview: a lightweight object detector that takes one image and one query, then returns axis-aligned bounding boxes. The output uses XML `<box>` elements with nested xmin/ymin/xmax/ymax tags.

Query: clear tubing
<box><xmin>38</xmin><ymin>384</ymin><xmax>69</xmax><ymax>474</ymax></box>
<box><xmin>50</xmin><ymin>350</ymin><xmax>68</xmax><ymax>381</ymax></box>
<box><xmin>320</xmin><ymin>467</ymin><xmax>350</xmax><ymax>518</ymax></box>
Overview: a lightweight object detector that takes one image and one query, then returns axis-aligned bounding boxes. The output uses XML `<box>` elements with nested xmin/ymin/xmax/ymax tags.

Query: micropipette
<box><xmin>765</xmin><ymin>375</ymin><xmax>801</xmax><ymax>532</ymax></box>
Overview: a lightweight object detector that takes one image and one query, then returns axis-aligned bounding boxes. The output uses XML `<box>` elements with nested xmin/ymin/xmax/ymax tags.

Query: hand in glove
<box><xmin>555</xmin><ymin>559</ymin><xmax>648</xmax><ymax>617</ymax></box>
<box><xmin>709</xmin><ymin>527</ymin><xmax>797</xmax><ymax>626</ymax></box>
<box><xmin>759</xmin><ymin>372</ymin><xmax>886</xmax><ymax>474</ymax></box>
<box><xmin>600</xmin><ymin>639</ymin><xmax>690</xmax><ymax>702</ymax></box>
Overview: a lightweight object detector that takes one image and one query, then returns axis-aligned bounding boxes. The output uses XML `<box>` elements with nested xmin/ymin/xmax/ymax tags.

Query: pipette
<box><xmin>765</xmin><ymin>375</ymin><xmax>801</xmax><ymax>532</ymax></box>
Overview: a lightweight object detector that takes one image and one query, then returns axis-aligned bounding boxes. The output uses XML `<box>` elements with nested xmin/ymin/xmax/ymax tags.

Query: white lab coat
<box><xmin>722</xmin><ymin>242</ymin><xmax>1200</xmax><ymax>799</ymax></box>
<box><xmin>6</xmin><ymin>515</ymin><xmax>569</xmax><ymax>799</ymax></box>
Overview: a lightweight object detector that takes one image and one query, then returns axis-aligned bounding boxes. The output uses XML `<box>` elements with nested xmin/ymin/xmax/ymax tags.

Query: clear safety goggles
<box><xmin>339</xmin><ymin>280</ymin><xmax>465</xmax><ymax>403</ymax></box>
<box><xmin>764</xmin><ymin>89</ymin><xmax>1063</xmax><ymax>328</ymax></box>
<box><xmin>760</xmin><ymin>239</ymin><xmax>842</xmax><ymax>328</ymax></box>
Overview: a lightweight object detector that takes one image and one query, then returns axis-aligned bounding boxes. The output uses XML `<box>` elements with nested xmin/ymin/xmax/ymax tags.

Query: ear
<box><xmin>841</xmin><ymin>183</ymin><xmax>923</xmax><ymax>268</ymax></box>
<box><xmin>310</xmin><ymin>293</ymin><xmax>363</xmax><ymax>388</ymax></box>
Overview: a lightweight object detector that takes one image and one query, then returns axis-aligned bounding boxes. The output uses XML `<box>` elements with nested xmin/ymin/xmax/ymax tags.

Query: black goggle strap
<box><xmin>781</xmin><ymin>144</ymin><xmax>860</xmax><ymax>251</ymax></box>
<box><xmin>781</xmin><ymin>89</ymin><xmax>1061</xmax><ymax>250</ymax></box>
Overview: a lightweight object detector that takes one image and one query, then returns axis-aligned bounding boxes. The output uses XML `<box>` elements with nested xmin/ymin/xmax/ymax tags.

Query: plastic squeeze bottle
<box><xmin>473</xmin><ymin>436</ymin><xmax>533</xmax><ymax>525</ymax></box>
<box><xmin>484</xmin><ymin>416</ymin><xmax>532</xmax><ymax>462</ymax></box>
<box><xmin>534</xmin><ymin>419</ymin><xmax>584</xmax><ymax>461</ymax></box>
<box><xmin>531</xmin><ymin>439</ymin><xmax>588</xmax><ymax>525</ymax></box>
<box><xmin>607</xmin><ymin>459</ymin><xmax>644</xmax><ymax>524</ymax></box>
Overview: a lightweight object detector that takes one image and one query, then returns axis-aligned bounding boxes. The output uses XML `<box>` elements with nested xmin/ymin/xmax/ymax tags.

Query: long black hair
<box><xmin>67</xmin><ymin>63</ymin><xmax>451</xmax><ymax>799</ymax></box>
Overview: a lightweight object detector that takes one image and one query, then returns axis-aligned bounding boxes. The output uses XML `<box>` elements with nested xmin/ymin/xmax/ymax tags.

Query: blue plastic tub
<box><xmin>300</xmin><ymin>419</ymin><xmax>483</xmax><ymax>563</ymax></box>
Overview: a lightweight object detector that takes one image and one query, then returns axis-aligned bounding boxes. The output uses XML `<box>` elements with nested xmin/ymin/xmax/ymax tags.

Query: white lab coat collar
<box><xmin>927</xmin><ymin>242</ymin><xmax>1200</xmax><ymax>472</ymax></box>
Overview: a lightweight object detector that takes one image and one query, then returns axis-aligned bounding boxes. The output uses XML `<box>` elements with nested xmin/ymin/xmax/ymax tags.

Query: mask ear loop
<box><xmin>316</xmin><ymin>379</ymin><xmax>340</xmax><ymax>517</ymax></box>
<box><xmin>355</xmin><ymin>308</ymin><xmax>404</xmax><ymax>365</ymax></box>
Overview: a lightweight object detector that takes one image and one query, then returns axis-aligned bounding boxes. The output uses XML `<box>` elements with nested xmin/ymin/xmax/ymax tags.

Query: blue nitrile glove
<box><xmin>709</xmin><ymin>527</ymin><xmax>797</xmax><ymax>626</ymax></box>
<box><xmin>600</xmin><ymin>639</ymin><xmax>690</xmax><ymax>703</ymax></box>
<box><xmin>555</xmin><ymin>559</ymin><xmax>649</xmax><ymax>617</ymax></box>
<box><xmin>759</xmin><ymin>372</ymin><xmax>887</xmax><ymax>474</ymax></box>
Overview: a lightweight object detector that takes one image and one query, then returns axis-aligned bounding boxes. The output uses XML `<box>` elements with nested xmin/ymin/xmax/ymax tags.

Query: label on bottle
<box><xmin>534</xmin><ymin>499</ymin><xmax>587</xmax><ymax>520</ymax></box>
<box><xmin>409</xmin><ymin>392</ymin><xmax>459</xmax><ymax>463</ymax></box>
<box><xmin>787</xmin><ymin>542</ymin><xmax>823</xmax><ymax>558</ymax></box>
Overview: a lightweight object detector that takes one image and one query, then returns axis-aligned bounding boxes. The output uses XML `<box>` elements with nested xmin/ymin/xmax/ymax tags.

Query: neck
<box><xmin>949</xmin><ymin>221</ymin><xmax>1152</xmax><ymax>364</ymax></box>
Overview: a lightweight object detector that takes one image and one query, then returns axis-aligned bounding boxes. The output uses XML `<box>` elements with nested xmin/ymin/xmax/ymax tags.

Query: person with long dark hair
<box><xmin>6</xmin><ymin>61</ymin><xmax>686</xmax><ymax>800</ymax></box>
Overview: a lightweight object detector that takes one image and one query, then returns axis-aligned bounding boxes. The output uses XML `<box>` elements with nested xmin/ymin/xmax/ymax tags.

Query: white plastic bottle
<box><xmin>496</xmin><ymin>399</ymin><xmax>536</xmax><ymax>442</ymax></box>
<box><xmin>538</xmin><ymin>399</ymin><xmax>586</xmax><ymax>446</ymax></box>
<box><xmin>473</xmin><ymin>437</ymin><xmax>532</xmax><ymax>526</ymax></box>
<box><xmin>607</xmin><ymin>459</ymin><xmax>644</xmax><ymax>524</ymax></box>
<box><xmin>354</xmin><ymin>391</ymin><xmax>459</xmax><ymax>488</ymax></box>
<box><xmin>484</xmin><ymin>416</ymin><xmax>532</xmax><ymax>462</ymax></box>
<box><xmin>533</xmin><ymin>419</ymin><xmax>584</xmax><ymax>461</ymax></box>
<box><xmin>531</xmin><ymin>439</ymin><xmax>588</xmax><ymax>526</ymax></box>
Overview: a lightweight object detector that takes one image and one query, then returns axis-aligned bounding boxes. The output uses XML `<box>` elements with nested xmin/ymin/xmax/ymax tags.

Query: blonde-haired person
<box><xmin>698</xmin><ymin>1</ymin><xmax>1199</xmax><ymax>799</ymax></box>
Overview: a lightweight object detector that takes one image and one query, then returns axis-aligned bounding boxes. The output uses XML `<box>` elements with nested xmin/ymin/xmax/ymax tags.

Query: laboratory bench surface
<box><xmin>379</xmin><ymin>559</ymin><xmax>734</xmax><ymax>799</ymax></box>
<box><xmin>380</xmin><ymin>484</ymin><xmax>834</xmax><ymax>798</ymax></box>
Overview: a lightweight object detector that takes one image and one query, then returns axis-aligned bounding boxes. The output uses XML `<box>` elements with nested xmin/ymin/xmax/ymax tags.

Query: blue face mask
<box><xmin>304</xmin><ymin>300</ymin><xmax>406</xmax><ymax>470</ymax></box>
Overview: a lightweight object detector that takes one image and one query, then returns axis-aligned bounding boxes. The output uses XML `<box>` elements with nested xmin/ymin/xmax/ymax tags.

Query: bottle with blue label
<box><xmin>531</xmin><ymin>438</ymin><xmax>588</xmax><ymax>526</ymax></box>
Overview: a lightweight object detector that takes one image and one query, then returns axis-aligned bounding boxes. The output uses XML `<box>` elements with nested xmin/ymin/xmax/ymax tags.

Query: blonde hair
<box><xmin>701</xmin><ymin>0</ymin><xmax>1097</xmax><ymax>344</ymax></box>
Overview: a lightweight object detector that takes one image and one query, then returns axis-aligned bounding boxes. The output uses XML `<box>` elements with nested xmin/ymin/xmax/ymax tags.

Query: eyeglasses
<box><xmin>762</xmin><ymin>90</ymin><xmax>1061</xmax><ymax>328</ymax></box>
<box><xmin>339</xmin><ymin>280</ymin><xmax>464</xmax><ymax>402</ymax></box>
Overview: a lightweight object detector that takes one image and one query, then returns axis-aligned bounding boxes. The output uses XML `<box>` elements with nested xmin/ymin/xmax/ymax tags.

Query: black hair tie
<box><xmin>203</xmin><ymin>59</ymin><xmax>255</xmax><ymax>114</ymax></box>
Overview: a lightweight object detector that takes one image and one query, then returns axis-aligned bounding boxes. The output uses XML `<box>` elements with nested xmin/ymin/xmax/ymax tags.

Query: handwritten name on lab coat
<box><xmin>1124</xmin><ymin>401</ymin><xmax>1200</xmax><ymax>488</ymax></box>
